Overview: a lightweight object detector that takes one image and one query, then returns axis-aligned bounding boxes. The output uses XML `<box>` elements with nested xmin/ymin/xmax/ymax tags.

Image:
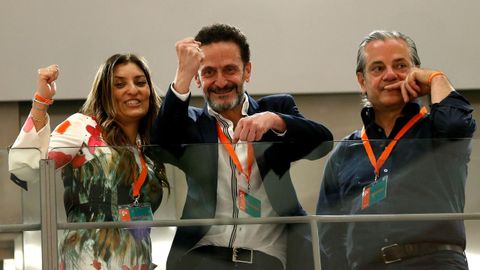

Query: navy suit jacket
<box><xmin>152</xmin><ymin>86</ymin><xmax>333</xmax><ymax>270</ymax></box>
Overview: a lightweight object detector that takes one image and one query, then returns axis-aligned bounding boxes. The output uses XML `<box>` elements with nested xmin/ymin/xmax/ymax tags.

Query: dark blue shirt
<box><xmin>317</xmin><ymin>91</ymin><xmax>476</xmax><ymax>269</ymax></box>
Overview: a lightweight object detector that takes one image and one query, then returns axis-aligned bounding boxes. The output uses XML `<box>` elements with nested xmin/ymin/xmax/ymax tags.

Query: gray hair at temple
<box><xmin>355</xmin><ymin>30</ymin><xmax>421</xmax><ymax>75</ymax></box>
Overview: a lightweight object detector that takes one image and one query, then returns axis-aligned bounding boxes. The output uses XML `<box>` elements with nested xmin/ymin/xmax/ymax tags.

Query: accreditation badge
<box><xmin>118</xmin><ymin>203</ymin><xmax>153</xmax><ymax>221</ymax></box>
<box><xmin>361</xmin><ymin>175</ymin><xmax>388</xmax><ymax>210</ymax></box>
<box><xmin>238</xmin><ymin>189</ymin><xmax>261</xmax><ymax>217</ymax></box>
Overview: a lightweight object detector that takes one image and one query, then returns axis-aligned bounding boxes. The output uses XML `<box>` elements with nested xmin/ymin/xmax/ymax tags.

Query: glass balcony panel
<box><xmin>1</xmin><ymin>147</ymin><xmax>42</xmax><ymax>270</ymax></box>
<box><xmin>10</xmin><ymin>138</ymin><xmax>475</xmax><ymax>269</ymax></box>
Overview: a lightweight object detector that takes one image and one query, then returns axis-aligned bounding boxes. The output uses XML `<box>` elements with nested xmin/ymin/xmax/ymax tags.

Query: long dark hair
<box><xmin>79</xmin><ymin>53</ymin><xmax>169</xmax><ymax>193</ymax></box>
<box><xmin>80</xmin><ymin>53</ymin><xmax>160</xmax><ymax>146</ymax></box>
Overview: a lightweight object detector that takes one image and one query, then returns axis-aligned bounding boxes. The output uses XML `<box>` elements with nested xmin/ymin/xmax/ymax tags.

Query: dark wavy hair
<box><xmin>195</xmin><ymin>23</ymin><xmax>250</xmax><ymax>64</ymax></box>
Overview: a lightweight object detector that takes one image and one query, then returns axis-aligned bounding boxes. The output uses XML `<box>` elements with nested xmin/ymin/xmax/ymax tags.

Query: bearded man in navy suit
<box><xmin>152</xmin><ymin>23</ymin><xmax>333</xmax><ymax>270</ymax></box>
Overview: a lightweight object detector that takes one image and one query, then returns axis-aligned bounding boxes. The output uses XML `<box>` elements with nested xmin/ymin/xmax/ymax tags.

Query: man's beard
<box><xmin>205</xmin><ymin>82</ymin><xmax>245</xmax><ymax>113</ymax></box>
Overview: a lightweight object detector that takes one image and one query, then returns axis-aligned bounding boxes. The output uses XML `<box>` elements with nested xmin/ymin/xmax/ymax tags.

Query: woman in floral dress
<box><xmin>9</xmin><ymin>54</ymin><xmax>169</xmax><ymax>269</ymax></box>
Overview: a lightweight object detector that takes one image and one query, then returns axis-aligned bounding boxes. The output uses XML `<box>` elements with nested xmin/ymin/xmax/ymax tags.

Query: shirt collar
<box><xmin>361</xmin><ymin>101</ymin><xmax>422</xmax><ymax>138</ymax></box>
<box><xmin>361</xmin><ymin>102</ymin><xmax>421</xmax><ymax>126</ymax></box>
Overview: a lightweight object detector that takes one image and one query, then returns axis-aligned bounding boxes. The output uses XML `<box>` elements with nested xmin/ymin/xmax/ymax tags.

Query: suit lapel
<box><xmin>199</xmin><ymin>105</ymin><xmax>218</xmax><ymax>143</ymax></box>
<box><xmin>196</xmin><ymin>105</ymin><xmax>219</xmax><ymax>217</ymax></box>
<box><xmin>246</xmin><ymin>93</ymin><xmax>259</xmax><ymax>116</ymax></box>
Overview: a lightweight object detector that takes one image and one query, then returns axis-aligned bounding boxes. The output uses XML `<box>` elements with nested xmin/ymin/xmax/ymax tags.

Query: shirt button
<box><xmin>384</xmin><ymin>169</ymin><xmax>388</xmax><ymax>173</ymax></box>
<box><xmin>384</xmin><ymin>238</ymin><xmax>389</xmax><ymax>243</ymax></box>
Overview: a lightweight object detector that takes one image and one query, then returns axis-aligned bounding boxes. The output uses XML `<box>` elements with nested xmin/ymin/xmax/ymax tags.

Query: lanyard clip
<box><xmin>133</xmin><ymin>196</ymin><xmax>140</xmax><ymax>207</ymax></box>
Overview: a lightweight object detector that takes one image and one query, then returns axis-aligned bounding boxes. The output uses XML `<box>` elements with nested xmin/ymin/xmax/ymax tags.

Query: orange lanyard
<box><xmin>216</xmin><ymin>122</ymin><xmax>254</xmax><ymax>185</ymax></box>
<box><xmin>361</xmin><ymin>106</ymin><xmax>427</xmax><ymax>179</ymax></box>
<box><xmin>132</xmin><ymin>150</ymin><xmax>148</xmax><ymax>200</ymax></box>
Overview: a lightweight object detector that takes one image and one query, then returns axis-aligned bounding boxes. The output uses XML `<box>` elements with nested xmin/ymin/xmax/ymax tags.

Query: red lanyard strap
<box><xmin>216</xmin><ymin>122</ymin><xmax>254</xmax><ymax>184</ymax></box>
<box><xmin>132</xmin><ymin>151</ymin><xmax>148</xmax><ymax>198</ymax></box>
<box><xmin>361</xmin><ymin>106</ymin><xmax>427</xmax><ymax>177</ymax></box>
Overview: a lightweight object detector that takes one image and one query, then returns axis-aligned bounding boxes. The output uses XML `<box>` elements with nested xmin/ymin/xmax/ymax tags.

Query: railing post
<box><xmin>39</xmin><ymin>159</ymin><xmax>58</xmax><ymax>270</ymax></box>
<box><xmin>310</xmin><ymin>219</ymin><xmax>321</xmax><ymax>270</ymax></box>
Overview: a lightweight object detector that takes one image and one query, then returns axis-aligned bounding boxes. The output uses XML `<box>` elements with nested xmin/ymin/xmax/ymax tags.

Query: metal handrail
<box><xmin>56</xmin><ymin>212</ymin><xmax>480</xmax><ymax>230</ymax></box>
<box><xmin>0</xmin><ymin>224</ymin><xmax>41</xmax><ymax>233</ymax></box>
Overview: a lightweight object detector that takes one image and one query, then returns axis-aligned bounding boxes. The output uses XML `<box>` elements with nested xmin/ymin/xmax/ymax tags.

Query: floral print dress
<box><xmin>9</xmin><ymin>113</ymin><xmax>166</xmax><ymax>270</ymax></box>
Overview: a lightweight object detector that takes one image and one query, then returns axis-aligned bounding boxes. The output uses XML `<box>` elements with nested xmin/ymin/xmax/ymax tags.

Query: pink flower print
<box><xmin>71</xmin><ymin>154</ymin><xmax>86</xmax><ymax>168</ymax></box>
<box><xmin>59</xmin><ymin>261</ymin><xmax>65</xmax><ymax>270</ymax></box>
<box><xmin>48</xmin><ymin>151</ymin><xmax>72</xmax><ymax>169</ymax></box>
<box><xmin>23</xmin><ymin>116</ymin><xmax>34</xmax><ymax>133</ymax></box>
<box><xmin>86</xmin><ymin>124</ymin><xmax>106</xmax><ymax>154</ymax></box>
<box><xmin>92</xmin><ymin>259</ymin><xmax>102</xmax><ymax>270</ymax></box>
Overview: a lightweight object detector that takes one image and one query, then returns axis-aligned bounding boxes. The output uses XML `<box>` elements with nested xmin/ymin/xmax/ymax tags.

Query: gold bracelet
<box><xmin>32</xmin><ymin>101</ymin><xmax>48</xmax><ymax>112</ymax></box>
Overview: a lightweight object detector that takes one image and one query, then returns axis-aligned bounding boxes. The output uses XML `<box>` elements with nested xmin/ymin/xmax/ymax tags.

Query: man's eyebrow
<box><xmin>392</xmin><ymin>57</ymin><xmax>409</xmax><ymax>62</ymax></box>
<box><xmin>224</xmin><ymin>64</ymin><xmax>240</xmax><ymax>69</ymax></box>
<box><xmin>368</xmin><ymin>58</ymin><xmax>408</xmax><ymax>66</ymax></box>
<box><xmin>369</xmin><ymin>60</ymin><xmax>384</xmax><ymax>66</ymax></box>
